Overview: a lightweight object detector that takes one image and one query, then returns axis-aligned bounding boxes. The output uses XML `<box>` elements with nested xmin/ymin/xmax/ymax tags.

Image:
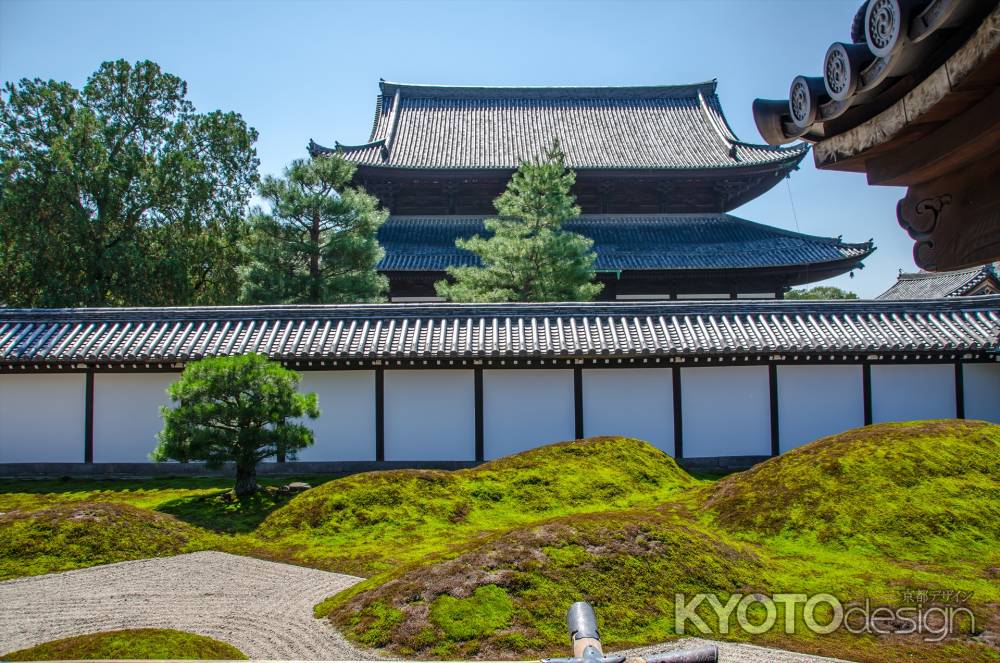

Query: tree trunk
<box><xmin>309</xmin><ymin>211</ymin><xmax>322</xmax><ymax>303</ymax></box>
<box><xmin>234</xmin><ymin>463</ymin><xmax>258</xmax><ymax>498</ymax></box>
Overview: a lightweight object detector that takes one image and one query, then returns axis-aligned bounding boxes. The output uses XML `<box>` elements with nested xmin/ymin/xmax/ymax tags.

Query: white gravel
<box><xmin>0</xmin><ymin>551</ymin><xmax>852</xmax><ymax>662</ymax></box>
<box><xmin>0</xmin><ymin>551</ymin><xmax>374</xmax><ymax>660</ymax></box>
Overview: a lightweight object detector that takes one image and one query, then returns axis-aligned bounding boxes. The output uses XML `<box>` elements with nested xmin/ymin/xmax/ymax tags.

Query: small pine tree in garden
<box><xmin>152</xmin><ymin>354</ymin><xmax>319</xmax><ymax>497</ymax></box>
<box><xmin>436</xmin><ymin>139</ymin><xmax>602</xmax><ymax>302</ymax></box>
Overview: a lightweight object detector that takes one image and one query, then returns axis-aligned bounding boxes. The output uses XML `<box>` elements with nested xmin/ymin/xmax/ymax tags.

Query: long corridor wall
<box><xmin>1</xmin><ymin>360</ymin><xmax>998</xmax><ymax>466</ymax></box>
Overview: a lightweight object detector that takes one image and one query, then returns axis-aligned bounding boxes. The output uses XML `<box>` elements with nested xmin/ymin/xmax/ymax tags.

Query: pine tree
<box><xmin>242</xmin><ymin>155</ymin><xmax>388</xmax><ymax>304</ymax></box>
<box><xmin>436</xmin><ymin>139</ymin><xmax>602</xmax><ymax>302</ymax></box>
<box><xmin>153</xmin><ymin>354</ymin><xmax>318</xmax><ymax>497</ymax></box>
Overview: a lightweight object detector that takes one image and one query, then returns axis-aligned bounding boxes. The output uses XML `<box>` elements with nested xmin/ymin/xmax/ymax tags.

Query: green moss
<box><xmin>701</xmin><ymin>420</ymin><xmax>1000</xmax><ymax>557</ymax></box>
<box><xmin>0</xmin><ymin>503</ymin><xmax>215</xmax><ymax>580</ymax></box>
<box><xmin>321</xmin><ymin>422</ymin><xmax>1000</xmax><ymax>663</ymax></box>
<box><xmin>327</xmin><ymin>508</ymin><xmax>766</xmax><ymax>658</ymax></box>
<box><xmin>3</xmin><ymin>424</ymin><xmax>999</xmax><ymax>663</ymax></box>
<box><xmin>256</xmin><ymin>437</ymin><xmax>696</xmax><ymax>575</ymax></box>
<box><xmin>430</xmin><ymin>585</ymin><xmax>515</xmax><ymax>641</ymax></box>
<box><xmin>350</xmin><ymin>600</ymin><xmax>406</xmax><ymax>648</ymax></box>
<box><xmin>2</xmin><ymin>628</ymin><xmax>245</xmax><ymax>660</ymax></box>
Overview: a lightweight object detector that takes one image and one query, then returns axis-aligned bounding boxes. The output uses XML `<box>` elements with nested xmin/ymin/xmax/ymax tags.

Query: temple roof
<box><xmin>310</xmin><ymin>80</ymin><xmax>808</xmax><ymax>171</ymax></box>
<box><xmin>376</xmin><ymin>214</ymin><xmax>873</xmax><ymax>272</ymax></box>
<box><xmin>877</xmin><ymin>263</ymin><xmax>1000</xmax><ymax>300</ymax></box>
<box><xmin>2</xmin><ymin>297</ymin><xmax>997</xmax><ymax>365</ymax></box>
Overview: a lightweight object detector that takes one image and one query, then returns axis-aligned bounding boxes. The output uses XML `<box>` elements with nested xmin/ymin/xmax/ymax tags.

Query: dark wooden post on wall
<box><xmin>573</xmin><ymin>367</ymin><xmax>584</xmax><ymax>439</ymax></box>
<box><xmin>375</xmin><ymin>366</ymin><xmax>385</xmax><ymax>462</ymax></box>
<box><xmin>672</xmin><ymin>366</ymin><xmax>683</xmax><ymax>459</ymax></box>
<box><xmin>955</xmin><ymin>361</ymin><xmax>965</xmax><ymax>419</ymax></box>
<box><xmin>474</xmin><ymin>367</ymin><xmax>484</xmax><ymax>462</ymax></box>
<box><xmin>768</xmin><ymin>364</ymin><xmax>780</xmax><ymax>456</ymax></box>
<box><xmin>84</xmin><ymin>367</ymin><xmax>95</xmax><ymax>463</ymax></box>
<box><xmin>862</xmin><ymin>362</ymin><xmax>873</xmax><ymax>426</ymax></box>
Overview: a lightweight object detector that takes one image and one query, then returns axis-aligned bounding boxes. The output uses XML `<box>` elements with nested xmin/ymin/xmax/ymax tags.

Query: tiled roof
<box><xmin>2</xmin><ymin>297</ymin><xmax>997</xmax><ymax>365</ymax></box>
<box><xmin>377</xmin><ymin>214</ymin><xmax>874</xmax><ymax>272</ymax></box>
<box><xmin>311</xmin><ymin>80</ymin><xmax>808</xmax><ymax>171</ymax></box>
<box><xmin>877</xmin><ymin>263</ymin><xmax>1000</xmax><ymax>300</ymax></box>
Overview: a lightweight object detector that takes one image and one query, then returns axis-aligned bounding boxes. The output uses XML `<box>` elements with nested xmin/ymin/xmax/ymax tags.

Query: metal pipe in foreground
<box><xmin>543</xmin><ymin>601</ymin><xmax>718</xmax><ymax>663</ymax></box>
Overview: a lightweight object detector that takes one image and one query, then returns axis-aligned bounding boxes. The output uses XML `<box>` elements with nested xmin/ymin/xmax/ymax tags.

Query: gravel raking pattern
<box><xmin>0</xmin><ymin>551</ymin><xmax>375</xmax><ymax>660</ymax></box>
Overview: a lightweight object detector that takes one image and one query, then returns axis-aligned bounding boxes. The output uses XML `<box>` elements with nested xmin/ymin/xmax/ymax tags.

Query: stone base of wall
<box><xmin>0</xmin><ymin>460</ymin><xmax>478</xmax><ymax>480</ymax></box>
<box><xmin>676</xmin><ymin>455</ymin><xmax>771</xmax><ymax>473</ymax></box>
<box><xmin>0</xmin><ymin>455</ymin><xmax>769</xmax><ymax>479</ymax></box>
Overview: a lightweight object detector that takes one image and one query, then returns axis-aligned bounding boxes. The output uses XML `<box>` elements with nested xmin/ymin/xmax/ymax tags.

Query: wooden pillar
<box><xmin>768</xmin><ymin>364</ymin><xmax>780</xmax><ymax>456</ymax></box>
<box><xmin>955</xmin><ymin>361</ymin><xmax>965</xmax><ymax>419</ymax></box>
<box><xmin>672</xmin><ymin>366</ymin><xmax>683</xmax><ymax>459</ymax></box>
<box><xmin>862</xmin><ymin>362</ymin><xmax>873</xmax><ymax>425</ymax></box>
<box><xmin>474</xmin><ymin>368</ymin><xmax>484</xmax><ymax>461</ymax></box>
<box><xmin>375</xmin><ymin>367</ymin><xmax>385</xmax><ymax>461</ymax></box>
<box><xmin>84</xmin><ymin>367</ymin><xmax>95</xmax><ymax>464</ymax></box>
<box><xmin>573</xmin><ymin>367</ymin><xmax>584</xmax><ymax>439</ymax></box>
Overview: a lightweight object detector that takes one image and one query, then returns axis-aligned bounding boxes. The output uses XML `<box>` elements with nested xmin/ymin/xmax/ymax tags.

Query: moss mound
<box><xmin>0</xmin><ymin>502</ymin><xmax>213</xmax><ymax>579</ymax></box>
<box><xmin>2</xmin><ymin>628</ymin><xmax>245</xmax><ymax>660</ymax></box>
<box><xmin>324</xmin><ymin>507</ymin><xmax>764</xmax><ymax>659</ymax></box>
<box><xmin>703</xmin><ymin>420</ymin><xmax>1000</xmax><ymax>553</ymax></box>
<box><xmin>258</xmin><ymin>437</ymin><xmax>695</xmax><ymax>574</ymax></box>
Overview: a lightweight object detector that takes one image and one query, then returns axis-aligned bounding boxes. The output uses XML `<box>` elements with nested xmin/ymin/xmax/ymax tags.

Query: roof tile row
<box><xmin>377</xmin><ymin>214</ymin><xmax>873</xmax><ymax>272</ymax></box>
<box><xmin>1</xmin><ymin>298</ymin><xmax>997</xmax><ymax>364</ymax></box>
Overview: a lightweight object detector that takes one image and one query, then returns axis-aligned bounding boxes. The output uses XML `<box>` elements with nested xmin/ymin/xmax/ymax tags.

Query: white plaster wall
<box><xmin>871</xmin><ymin>364</ymin><xmax>956</xmax><ymax>423</ymax></box>
<box><xmin>582</xmin><ymin>368</ymin><xmax>673</xmax><ymax>454</ymax></box>
<box><xmin>681</xmin><ymin>366</ymin><xmax>771</xmax><ymax>457</ymax></box>
<box><xmin>483</xmin><ymin>369</ymin><xmax>574</xmax><ymax>460</ymax></box>
<box><xmin>296</xmin><ymin>371</ymin><xmax>376</xmax><ymax>461</ymax></box>
<box><xmin>777</xmin><ymin>365</ymin><xmax>864</xmax><ymax>452</ymax></box>
<box><xmin>0</xmin><ymin>373</ymin><xmax>86</xmax><ymax>463</ymax></box>
<box><xmin>962</xmin><ymin>363</ymin><xmax>1000</xmax><ymax>424</ymax></box>
<box><xmin>384</xmin><ymin>370</ymin><xmax>475</xmax><ymax>461</ymax></box>
<box><xmin>93</xmin><ymin>373</ymin><xmax>178</xmax><ymax>462</ymax></box>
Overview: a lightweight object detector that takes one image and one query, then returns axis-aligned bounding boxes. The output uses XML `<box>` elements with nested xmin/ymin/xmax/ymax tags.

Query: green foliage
<box><xmin>153</xmin><ymin>354</ymin><xmax>319</xmax><ymax>496</ymax></box>
<box><xmin>436</xmin><ymin>139</ymin><xmax>602</xmax><ymax>302</ymax></box>
<box><xmin>785</xmin><ymin>286</ymin><xmax>858</xmax><ymax>300</ymax></box>
<box><xmin>0</xmin><ymin>503</ymin><xmax>214</xmax><ymax>580</ymax></box>
<box><xmin>242</xmin><ymin>155</ymin><xmax>388</xmax><ymax>304</ymax></box>
<box><xmin>0</xmin><ymin>59</ymin><xmax>259</xmax><ymax>307</ymax></box>
<box><xmin>2</xmin><ymin>628</ymin><xmax>245</xmax><ymax>660</ymax></box>
<box><xmin>430</xmin><ymin>585</ymin><xmax>515</xmax><ymax>641</ymax></box>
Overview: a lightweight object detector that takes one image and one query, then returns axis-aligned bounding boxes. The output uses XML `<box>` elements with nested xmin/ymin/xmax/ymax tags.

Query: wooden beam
<box><xmin>863</xmin><ymin>362</ymin><xmax>873</xmax><ymax>426</ymax></box>
<box><xmin>955</xmin><ymin>361</ymin><xmax>965</xmax><ymax>419</ymax></box>
<box><xmin>867</xmin><ymin>87</ymin><xmax>1000</xmax><ymax>186</ymax></box>
<box><xmin>375</xmin><ymin>368</ymin><xmax>385</xmax><ymax>462</ymax></box>
<box><xmin>897</xmin><ymin>150</ymin><xmax>1000</xmax><ymax>270</ymax></box>
<box><xmin>84</xmin><ymin>368</ymin><xmax>94</xmax><ymax>464</ymax></box>
<box><xmin>474</xmin><ymin>368</ymin><xmax>484</xmax><ymax>461</ymax></box>
<box><xmin>769</xmin><ymin>364</ymin><xmax>780</xmax><ymax>456</ymax></box>
<box><xmin>672</xmin><ymin>367</ymin><xmax>683</xmax><ymax>459</ymax></box>
<box><xmin>574</xmin><ymin>367</ymin><xmax>584</xmax><ymax>439</ymax></box>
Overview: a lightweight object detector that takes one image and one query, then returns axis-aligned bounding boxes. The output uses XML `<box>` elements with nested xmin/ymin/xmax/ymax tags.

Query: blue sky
<box><xmin>0</xmin><ymin>0</ymin><xmax>913</xmax><ymax>297</ymax></box>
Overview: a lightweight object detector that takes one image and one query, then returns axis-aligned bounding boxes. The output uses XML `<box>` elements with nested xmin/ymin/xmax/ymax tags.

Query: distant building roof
<box><xmin>376</xmin><ymin>214</ymin><xmax>873</xmax><ymax>272</ymax></box>
<box><xmin>310</xmin><ymin>80</ymin><xmax>808</xmax><ymax>171</ymax></box>
<box><xmin>2</xmin><ymin>297</ymin><xmax>997</xmax><ymax>365</ymax></box>
<box><xmin>877</xmin><ymin>263</ymin><xmax>1000</xmax><ymax>300</ymax></box>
